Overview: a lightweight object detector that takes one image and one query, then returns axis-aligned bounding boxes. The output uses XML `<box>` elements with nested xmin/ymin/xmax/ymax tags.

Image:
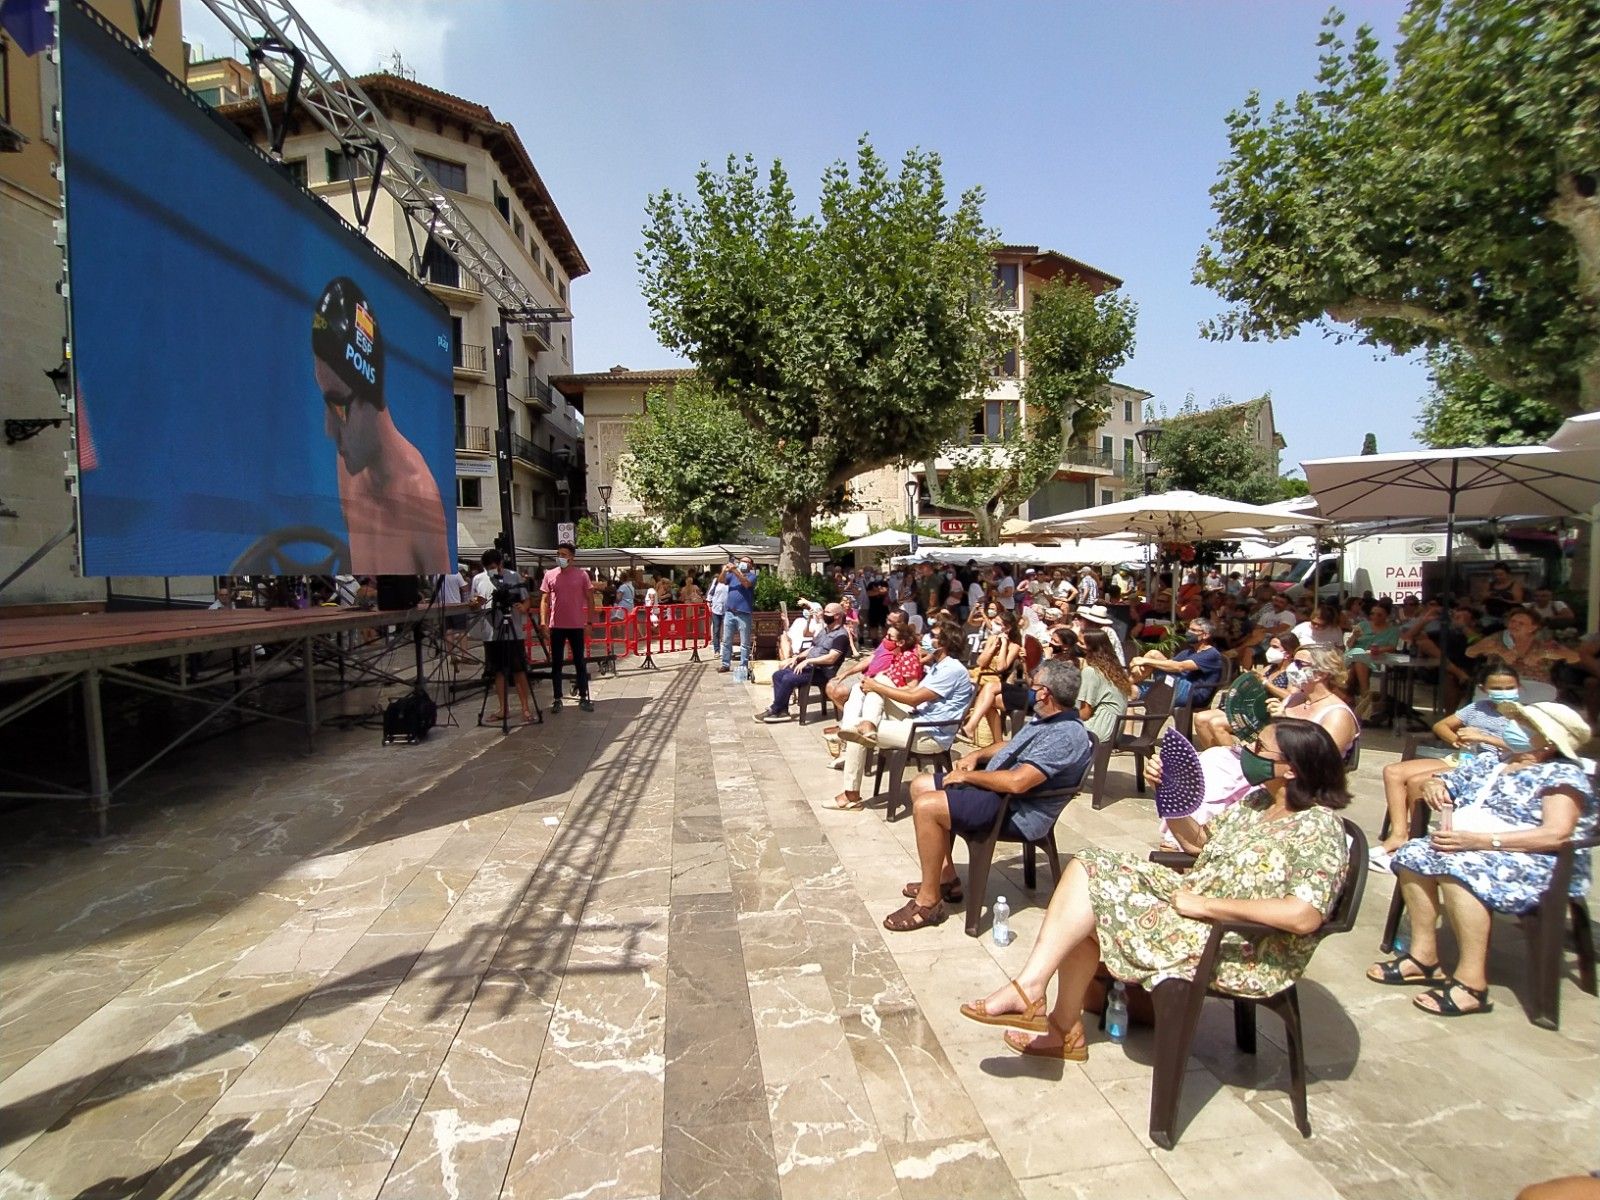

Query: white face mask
<box><xmin>1265</xmin><ymin>647</ymin><xmax>1285</xmax><ymax>665</ymax></box>
<box><xmin>557</xmin><ymin>555</ymin><xmax>572</xmax><ymax>568</ymax></box>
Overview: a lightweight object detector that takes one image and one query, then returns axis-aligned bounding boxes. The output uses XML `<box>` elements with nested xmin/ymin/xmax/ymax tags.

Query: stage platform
<box><xmin>0</xmin><ymin>604</ymin><xmax>464</xmax><ymax>836</ymax></box>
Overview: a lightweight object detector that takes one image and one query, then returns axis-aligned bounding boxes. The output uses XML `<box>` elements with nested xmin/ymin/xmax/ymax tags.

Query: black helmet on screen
<box><xmin>311</xmin><ymin>276</ymin><xmax>385</xmax><ymax>409</ymax></box>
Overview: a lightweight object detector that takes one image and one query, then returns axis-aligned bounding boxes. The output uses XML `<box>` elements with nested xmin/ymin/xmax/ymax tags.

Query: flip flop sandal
<box><xmin>902</xmin><ymin>878</ymin><xmax>964</xmax><ymax>904</ymax></box>
<box><xmin>831</xmin><ymin>794</ymin><xmax>865</xmax><ymax>811</ymax></box>
<box><xmin>960</xmin><ymin>979</ymin><xmax>1045</xmax><ymax>1032</ymax></box>
<box><xmin>1004</xmin><ymin>1016</ymin><xmax>1088</xmax><ymax>1061</ymax></box>
<box><xmin>882</xmin><ymin>898</ymin><xmax>946</xmax><ymax>932</ymax></box>
<box><xmin>1414</xmin><ymin>979</ymin><xmax>1493</xmax><ymax>1017</ymax></box>
<box><xmin>1367</xmin><ymin>953</ymin><xmax>1445</xmax><ymax>986</ymax></box>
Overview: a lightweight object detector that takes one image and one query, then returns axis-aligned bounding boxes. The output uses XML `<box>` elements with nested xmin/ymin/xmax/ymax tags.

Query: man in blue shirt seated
<box><xmin>833</xmin><ymin>623</ymin><xmax>975</xmax><ymax>812</ymax></box>
<box><xmin>884</xmin><ymin>658</ymin><xmax>1094</xmax><ymax>932</ymax></box>
<box><xmin>754</xmin><ymin>603</ymin><xmax>851</xmax><ymax>722</ymax></box>
<box><xmin>1129</xmin><ymin>617</ymin><xmax>1225</xmax><ymax>708</ymax></box>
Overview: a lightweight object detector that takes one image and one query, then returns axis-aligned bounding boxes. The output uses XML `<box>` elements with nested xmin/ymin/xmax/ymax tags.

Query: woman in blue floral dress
<box><xmin>958</xmin><ymin>718</ymin><xmax>1351</xmax><ymax>1060</ymax></box>
<box><xmin>1370</xmin><ymin>702</ymin><xmax>1595</xmax><ymax>1017</ymax></box>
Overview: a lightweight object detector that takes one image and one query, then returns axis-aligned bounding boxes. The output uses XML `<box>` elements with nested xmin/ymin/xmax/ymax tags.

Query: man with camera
<box><xmin>472</xmin><ymin>548</ymin><xmax>535</xmax><ymax>724</ymax></box>
<box><xmin>717</xmin><ymin>555</ymin><xmax>758</xmax><ymax>675</ymax></box>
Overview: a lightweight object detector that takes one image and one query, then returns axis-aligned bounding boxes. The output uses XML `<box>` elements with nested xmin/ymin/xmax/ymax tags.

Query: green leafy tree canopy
<box><xmin>575</xmin><ymin>514</ymin><xmax>662</xmax><ymax>550</ymax></box>
<box><xmin>1154</xmin><ymin>393</ymin><xmax>1284</xmax><ymax>505</ymax></box>
<box><xmin>1195</xmin><ymin>0</ymin><xmax>1600</xmax><ymax>426</ymax></box>
<box><xmin>639</xmin><ymin>136</ymin><xmax>999</xmax><ymax>576</ymax></box>
<box><xmin>925</xmin><ymin>277</ymin><xmax>1138</xmax><ymax>544</ymax></box>
<box><xmin>619</xmin><ymin>379</ymin><xmax>778</xmax><ymax>544</ymax></box>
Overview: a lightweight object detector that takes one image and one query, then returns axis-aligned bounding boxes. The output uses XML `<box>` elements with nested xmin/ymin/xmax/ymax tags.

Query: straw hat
<box><xmin>1509</xmin><ymin>702</ymin><xmax>1592</xmax><ymax>761</ymax></box>
<box><xmin>1076</xmin><ymin>604</ymin><xmax>1114</xmax><ymax>626</ymax></box>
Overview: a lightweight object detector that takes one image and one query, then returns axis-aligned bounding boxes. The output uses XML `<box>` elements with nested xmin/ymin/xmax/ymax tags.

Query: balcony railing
<box><xmin>455</xmin><ymin>424</ymin><xmax>491</xmax><ymax>452</ymax></box>
<box><xmin>520</xmin><ymin>319</ymin><xmax>552</xmax><ymax>347</ymax></box>
<box><xmin>525</xmin><ymin>377</ymin><xmax>554</xmax><ymax>411</ymax></box>
<box><xmin>423</xmin><ymin>265</ymin><xmax>482</xmax><ymax>294</ymax></box>
<box><xmin>454</xmin><ymin>343</ymin><xmax>487</xmax><ymax>373</ymax></box>
<box><xmin>511</xmin><ymin>431</ymin><xmax>560</xmax><ymax>474</ymax></box>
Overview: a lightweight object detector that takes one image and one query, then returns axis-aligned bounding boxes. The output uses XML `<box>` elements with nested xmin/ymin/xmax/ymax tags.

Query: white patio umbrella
<box><xmin>1549</xmin><ymin>410</ymin><xmax>1600</xmax><ymax>453</ymax></box>
<box><xmin>1304</xmin><ymin>442</ymin><xmax>1600</xmax><ymax>637</ymax></box>
<box><xmin>1027</xmin><ymin>491</ymin><xmax>1324</xmax><ymax>619</ymax></box>
<box><xmin>832</xmin><ymin>529</ymin><xmax>949</xmax><ymax>551</ymax></box>
<box><xmin>1025</xmin><ymin>490</ymin><xmax>1326</xmax><ymax>542</ymax></box>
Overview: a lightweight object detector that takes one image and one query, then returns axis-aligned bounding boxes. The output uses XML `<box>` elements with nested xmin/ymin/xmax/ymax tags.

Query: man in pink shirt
<box><xmin>540</xmin><ymin>541</ymin><xmax>595</xmax><ymax>712</ymax></box>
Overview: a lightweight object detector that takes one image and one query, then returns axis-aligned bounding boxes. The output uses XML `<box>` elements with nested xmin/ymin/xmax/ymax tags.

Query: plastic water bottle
<box><xmin>991</xmin><ymin>896</ymin><xmax>1011</xmax><ymax>946</ymax></box>
<box><xmin>1106</xmin><ymin>982</ymin><xmax>1129</xmax><ymax>1044</ymax></box>
<box><xmin>1393</xmin><ymin>923</ymin><xmax>1410</xmax><ymax>955</ymax></box>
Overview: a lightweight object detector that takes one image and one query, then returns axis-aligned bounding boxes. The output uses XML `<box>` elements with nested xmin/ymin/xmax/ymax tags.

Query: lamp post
<box><xmin>1135</xmin><ymin>423</ymin><xmax>1164</xmax><ymax>497</ymax></box>
<box><xmin>597</xmin><ymin>483</ymin><xmax>613</xmax><ymax>549</ymax></box>
<box><xmin>905</xmin><ymin>479</ymin><xmax>920</xmax><ymax>555</ymax></box>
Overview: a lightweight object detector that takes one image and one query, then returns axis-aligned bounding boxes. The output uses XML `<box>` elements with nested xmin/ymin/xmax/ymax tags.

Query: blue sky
<box><xmin>182</xmin><ymin>0</ymin><xmax>1431</xmax><ymax>468</ymax></box>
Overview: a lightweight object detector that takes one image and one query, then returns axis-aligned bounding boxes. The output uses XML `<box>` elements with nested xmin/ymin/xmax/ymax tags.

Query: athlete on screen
<box><xmin>311</xmin><ymin>276</ymin><xmax>449</xmax><ymax>574</ymax></box>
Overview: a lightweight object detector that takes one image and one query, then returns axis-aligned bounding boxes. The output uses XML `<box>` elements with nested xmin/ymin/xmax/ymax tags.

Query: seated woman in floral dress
<box><xmin>958</xmin><ymin>718</ymin><xmax>1351</xmax><ymax>1059</ymax></box>
<box><xmin>1367</xmin><ymin>701</ymin><xmax>1595</xmax><ymax>1017</ymax></box>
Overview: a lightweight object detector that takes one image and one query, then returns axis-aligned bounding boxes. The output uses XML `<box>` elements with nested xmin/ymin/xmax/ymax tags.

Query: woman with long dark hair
<box><xmin>961</xmin><ymin>607</ymin><xmax>1024</xmax><ymax>744</ymax></box>
<box><xmin>1076</xmin><ymin>628</ymin><xmax>1133</xmax><ymax>744</ymax></box>
<box><xmin>959</xmin><ymin>718</ymin><xmax>1351</xmax><ymax>1060</ymax></box>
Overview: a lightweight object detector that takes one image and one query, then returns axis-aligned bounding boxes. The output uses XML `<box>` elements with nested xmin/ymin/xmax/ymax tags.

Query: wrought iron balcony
<box><xmin>453</xmin><ymin>343</ymin><xmax>487</xmax><ymax>374</ymax></box>
<box><xmin>525</xmin><ymin>376</ymin><xmax>554</xmax><ymax>411</ymax></box>
<box><xmin>455</xmin><ymin>424</ymin><xmax>491</xmax><ymax>452</ymax></box>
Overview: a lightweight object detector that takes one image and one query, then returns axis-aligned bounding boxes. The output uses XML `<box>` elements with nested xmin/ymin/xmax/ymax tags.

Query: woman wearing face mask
<box><xmin>1191</xmin><ymin>632</ymin><xmax>1301</xmax><ymax>751</ymax></box>
<box><xmin>1150</xmin><ymin>645</ymin><xmax>1357</xmax><ymax>846</ymax></box>
<box><xmin>1369</xmin><ymin>702</ymin><xmax>1595</xmax><ymax>1016</ymax></box>
<box><xmin>1346</xmin><ymin>600</ymin><xmax>1401</xmax><ymax>719</ymax></box>
<box><xmin>1371</xmin><ymin>664</ymin><xmax>1531</xmax><ymax>865</ymax></box>
<box><xmin>961</xmin><ymin>608</ymin><xmax>1024</xmax><ymax>745</ymax></box>
<box><xmin>960</xmin><ymin>719</ymin><xmax>1351</xmax><ymax>1059</ymax></box>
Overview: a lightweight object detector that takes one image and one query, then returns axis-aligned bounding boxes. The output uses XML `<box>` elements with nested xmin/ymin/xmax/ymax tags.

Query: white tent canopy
<box><xmin>891</xmin><ymin>539</ymin><xmax>1148</xmax><ymax>568</ymax></box>
<box><xmin>833</xmin><ymin>529</ymin><xmax>949</xmax><ymax>551</ymax></box>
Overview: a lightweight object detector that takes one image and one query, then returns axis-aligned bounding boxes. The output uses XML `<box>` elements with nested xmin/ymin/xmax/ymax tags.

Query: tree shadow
<box><xmin>69</xmin><ymin>1117</ymin><xmax>251</xmax><ymax>1199</ymax></box>
<box><xmin>0</xmin><ymin>662</ymin><xmax>702</xmax><ymax>1154</ymax></box>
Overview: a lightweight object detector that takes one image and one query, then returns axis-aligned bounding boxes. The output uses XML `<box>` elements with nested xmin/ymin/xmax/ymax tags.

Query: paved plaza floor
<box><xmin>0</xmin><ymin>653</ymin><xmax>1594</xmax><ymax>1199</ymax></box>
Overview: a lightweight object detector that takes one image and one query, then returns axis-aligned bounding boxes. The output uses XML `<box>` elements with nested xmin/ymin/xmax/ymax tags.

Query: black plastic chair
<box><xmin>1380</xmin><ymin>815</ymin><xmax>1599</xmax><ymax>1030</ymax></box>
<box><xmin>1144</xmin><ymin>818</ymin><xmax>1368</xmax><ymax>1149</ymax></box>
<box><xmin>873</xmin><ymin>718</ymin><xmax>959</xmax><ymax>821</ymax></box>
<box><xmin>1088</xmin><ymin>679</ymin><xmax>1174</xmax><ymax>809</ymax></box>
<box><xmin>796</xmin><ymin>670</ymin><xmax>836</xmax><ymax>726</ymax></box>
<box><xmin>952</xmin><ymin>738</ymin><xmax>1095</xmax><ymax>937</ymax></box>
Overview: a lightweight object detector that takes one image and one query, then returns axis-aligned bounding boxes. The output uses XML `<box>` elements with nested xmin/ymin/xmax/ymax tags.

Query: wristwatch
<box><xmin>1490</xmin><ymin>835</ymin><xmax>1504</xmax><ymax>850</ymax></box>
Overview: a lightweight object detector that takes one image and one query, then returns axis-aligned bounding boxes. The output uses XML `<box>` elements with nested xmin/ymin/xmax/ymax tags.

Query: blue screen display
<box><xmin>61</xmin><ymin>3</ymin><xmax>456</xmax><ymax>577</ymax></box>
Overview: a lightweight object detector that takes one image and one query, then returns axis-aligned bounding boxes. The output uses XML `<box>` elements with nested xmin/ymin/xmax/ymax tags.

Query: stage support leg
<box><xmin>303</xmin><ymin>637</ymin><xmax>317</xmax><ymax>753</ymax></box>
<box><xmin>82</xmin><ymin>668</ymin><xmax>109</xmax><ymax>839</ymax></box>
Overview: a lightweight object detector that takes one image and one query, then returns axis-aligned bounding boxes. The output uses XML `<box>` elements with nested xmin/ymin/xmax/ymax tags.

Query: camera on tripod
<box><xmin>490</xmin><ymin>578</ymin><xmax>527</xmax><ymax>613</ymax></box>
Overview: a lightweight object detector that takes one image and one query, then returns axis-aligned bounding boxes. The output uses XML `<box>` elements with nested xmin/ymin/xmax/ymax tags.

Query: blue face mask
<box><xmin>1486</xmin><ymin>688</ymin><xmax>1519</xmax><ymax>703</ymax></box>
<box><xmin>1502</xmin><ymin>722</ymin><xmax>1534</xmax><ymax>752</ymax></box>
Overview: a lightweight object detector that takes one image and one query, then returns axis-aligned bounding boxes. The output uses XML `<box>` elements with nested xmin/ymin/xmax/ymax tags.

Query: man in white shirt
<box><xmin>439</xmin><ymin>564</ymin><xmax>468</xmax><ymax>661</ymax></box>
<box><xmin>1530</xmin><ymin>587</ymin><xmax>1576</xmax><ymax>630</ymax></box>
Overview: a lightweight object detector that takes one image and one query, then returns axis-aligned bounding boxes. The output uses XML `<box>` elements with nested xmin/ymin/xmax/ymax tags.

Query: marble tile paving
<box><xmin>0</xmin><ymin>652</ymin><xmax>1594</xmax><ymax>1199</ymax></box>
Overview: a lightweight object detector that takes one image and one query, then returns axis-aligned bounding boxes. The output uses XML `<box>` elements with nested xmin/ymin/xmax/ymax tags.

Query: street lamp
<box><xmin>1135</xmin><ymin>423</ymin><xmax>1164</xmax><ymax>496</ymax></box>
<box><xmin>597</xmin><ymin>483</ymin><xmax>613</xmax><ymax>549</ymax></box>
<box><xmin>904</xmin><ymin>478</ymin><xmax>920</xmax><ymax>555</ymax></box>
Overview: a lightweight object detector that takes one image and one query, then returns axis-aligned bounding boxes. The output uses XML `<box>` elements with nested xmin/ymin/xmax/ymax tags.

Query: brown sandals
<box><xmin>902</xmin><ymin>878</ymin><xmax>964</xmax><ymax>904</ymax></box>
<box><xmin>960</xmin><ymin>979</ymin><xmax>1045</xmax><ymax>1032</ymax></box>
<box><xmin>882</xmin><ymin>898</ymin><xmax>946</xmax><ymax>931</ymax></box>
<box><xmin>1004</xmin><ymin>1016</ymin><xmax>1088</xmax><ymax>1061</ymax></box>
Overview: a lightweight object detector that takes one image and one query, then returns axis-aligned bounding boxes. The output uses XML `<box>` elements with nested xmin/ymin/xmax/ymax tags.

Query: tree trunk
<box><xmin>976</xmin><ymin>508</ymin><xmax>1000</xmax><ymax>546</ymax></box>
<box><xmin>1550</xmin><ymin>172</ymin><xmax>1600</xmax><ymax>413</ymax></box>
<box><xmin>778</xmin><ymin>503</ymin><xmax>813</xmax><ymax>580</ymax></box>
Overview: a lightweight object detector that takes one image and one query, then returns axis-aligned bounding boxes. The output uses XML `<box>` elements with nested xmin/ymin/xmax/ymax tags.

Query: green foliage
<box><xmin>575</xmin><ymin>514</ymin><xmax>662</xmax><ymax>550</ymax></box>
<box><xmin>1195</xmin><ymin>0</ymin><xmax>1600</xmax><ymax>421</ymax></box>
<box><xmin>754</xmin><ymin>571</ymin><xmax>839</xmax><ymax>611</ymax></box>
<box><xmin>1154</xmin><ymin>393</ymin><xmax>1283</xmax><ymax>505</ymax></box>
<box><xmin>1277</xmin><ymin>475</ymin><xmax>1311</xmax><ymax>498</ymax></box>
<box><xmin>926</xmin><ymin>278</ymin><xmax>1138</xmax><ymax>544</ymax></box>
<box><xmin>619</xmin><ymin>380</ymin><xmax>778</xmax><ymax>543</ymax></box>
<box><xmin>638</xmin><ymin>136</ymin><xmax>1000</xmax><ymax>576</ymax></box>
<box><xmin>1417</xmin><ymin>347</ymin><xmax>1568</xmax><ymax>447</ymax></box>
<box><xmin>1360</xmin><ymin>433</ymin><xmax>1378</xmax><ymax>455</ymax></box>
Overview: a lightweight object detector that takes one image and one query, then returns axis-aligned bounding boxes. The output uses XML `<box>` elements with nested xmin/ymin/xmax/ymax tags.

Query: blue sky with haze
<box><xmin>182</xmin><ymin>0</ymin><xmax>1430</xmax><ymax>469</ymax></box>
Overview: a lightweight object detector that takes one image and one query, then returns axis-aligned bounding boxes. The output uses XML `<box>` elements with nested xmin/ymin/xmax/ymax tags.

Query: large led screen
<box><xmin>61</xmin><ymin>1</ymin><xmax>455</xmax><ymax>577</ymax></box>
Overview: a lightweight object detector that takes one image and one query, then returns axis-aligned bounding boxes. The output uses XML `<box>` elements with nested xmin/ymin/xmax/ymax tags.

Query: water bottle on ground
<box><xmin>1393</xmin><ymin>922</ymin><xmax>1410</xmax><ymax>955</ymax></box>
<box><xmin>1106</xmin><ymin>982</ymin><xmax>1129</xmax><ymax>1044</ymax></box>
<box><xmin>991</xmin><ymin>896</ymin><xmax>1011</xmax><ymax>947</ymax></box>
